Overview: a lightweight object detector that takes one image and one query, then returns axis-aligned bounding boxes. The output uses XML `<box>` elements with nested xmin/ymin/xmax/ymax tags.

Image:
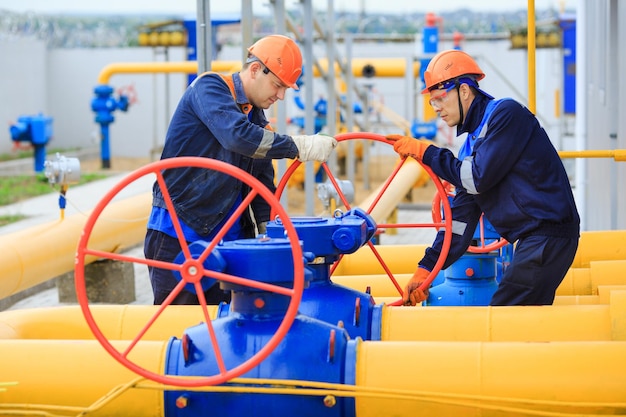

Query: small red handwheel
<box><xmin>274</xmin><ymin>132</ymin><xmax>452</xmax><ymax>304</ymax></box>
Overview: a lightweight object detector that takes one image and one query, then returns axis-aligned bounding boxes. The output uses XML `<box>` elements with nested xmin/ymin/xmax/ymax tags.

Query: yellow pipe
<box><xmin>96</xmin><ymin>58</ymin><xmax>420</xmax><ymax>85</ymax></box>
<box><xmin>0</xmin><ymin>193</ymin><xmax>151</xmax><ymax>299</ymax></box>
<box><xmin>378</xmin><ymin>291</ymin><xmax>626</xmax><ymax>341</ymax></box>
<box><xmin>0</xmin><ymin>305</ymin><xmax>217</xmax><ymax>340</ymax></box>
<box><xmin>558</xmin><ymin>149</ymin><xmax>626</xmax><ymax>161</ymax></box>
<box><xmin>571</xmin><ymin>230</ymin><xmax>626</xmax><ymax>267</ymax></box>
<box><xmin>354</xmin><ymin>340</ymin><xmax>626</xmax><ymax>416</ymax></box>
<box><xmin>333</xmin><ymin>244</ymin><xmax>427</xmax><ymax>276</ymax></box>
<box><xmin>333</xmin><ymin>259</ymin><xmax>626</xmax><ymax>299</ymax></box>
<box><xmin>0</xmin><ymin>339</ymin><xmax>165</xmax><ymax>416</ymax></box>
<box><xmin>97</xmin><ymin>61</ymin><xmax>239</xmax><ymax>84</ymax></box>
<box><xmin>357</xmin><ymin>158</ymin><xmax>424</xmax><ymax>224</ymax></box>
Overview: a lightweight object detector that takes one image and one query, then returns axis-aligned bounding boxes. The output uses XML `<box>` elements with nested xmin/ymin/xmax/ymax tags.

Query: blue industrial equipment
<box><xmin>90</xmin><ymin>84</ymin><xmax>131</xmax><ymax>169</ymax></box>
<box><xmin>9</xmin><ymin>113</ymin><xmax>53</xmax><ymax>173</ymax></box>
<box><xmin>410</xmin><ymin>120</ymin><xmax>438</xmax><ymax>140</ymax></box>
<box><xmin>217</xmin><ymin>208</ymin><xmax>381</xmax><ymax>340</ymax></box>
<box><xmin>560</xmin><ymin>14</ymin><xmax>576</xmax><ymax>115</ymax></box>
<box><xmin>166</xmin><ymin>236</ymin><xmax>352</xmax><ymax>416</ymax></box>
<box><xmin>264</xmin><ymin>208</ymin><xmax>380</xmax><ymax>340</ymax></box>
<box><xmin>425</xmin><ymin>216</ymin><xmax>510</xmax><ymax>306</ymax></box>
<box><xmin>427</xmin><ymin>253</ymin><xmax>500</xmax><ymax>306</ymax></box>
<box><xmin>419</xmin><ymin>13</ymin><xmax>440</xmax><ymax>90</ymax></box>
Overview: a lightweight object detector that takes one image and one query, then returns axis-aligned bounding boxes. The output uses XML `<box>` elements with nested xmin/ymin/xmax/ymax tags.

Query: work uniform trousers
<box><xmin>144</xmin><ymin>229</ymin><xmax>232</xmax><ymax>305</ymax></box>
<box><xmin>490</xmin><ymin>234</ymin><xmax>579</xmax><ymax>306</ymax></box>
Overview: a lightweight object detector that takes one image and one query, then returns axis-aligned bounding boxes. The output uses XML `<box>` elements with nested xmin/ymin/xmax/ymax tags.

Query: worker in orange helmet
<box><xmin>145</xmin><ymin>34</ymin><xmax>337</xmax><ymax>305</ymax></box>
<box><xmin>387</xmin><ymin>49</ymin><xmax>579</xmax><ymax>306</ymax></box>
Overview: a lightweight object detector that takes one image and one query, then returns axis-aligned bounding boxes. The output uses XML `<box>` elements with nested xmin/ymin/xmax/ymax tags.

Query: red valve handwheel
<box><xmin>75</xmin><ymin>156</ymin><xmax>304</xmax><ymax>387</ymax></box>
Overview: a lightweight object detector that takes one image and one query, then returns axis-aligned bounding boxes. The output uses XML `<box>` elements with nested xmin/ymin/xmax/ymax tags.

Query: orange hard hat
<box><xmin>247</xmin><ymin>34</ymin><xmax>302</xmax><ymax>90</ymax></box>
<box><xmin>422</xmin><ymin>49</ymin><xmax>485</xmax><ymax>94</ymax></box>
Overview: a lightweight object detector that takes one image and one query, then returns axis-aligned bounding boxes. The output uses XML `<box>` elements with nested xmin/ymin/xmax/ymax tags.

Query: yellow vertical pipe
<box><xmin>0</xmin><ymin>339</ymin><xmax>165</xmax><ymax>416</ymax></box>
<box><xmin>353</xmin><ymin>340</ymin><xmax>626</xmax><ymax>416</ymax></box>
<box><xmin>527</xmin><ymin>0</ymin><xmax>536</xmax><ymax>114</ymax></box>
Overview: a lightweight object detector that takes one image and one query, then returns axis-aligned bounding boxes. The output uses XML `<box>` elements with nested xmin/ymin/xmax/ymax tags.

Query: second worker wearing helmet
<box><xmin>145</xmin><ymin>35</ymin><xmax>337</xmax><ymax>305</ymax></box>
<box><xmin>388</xmin><ymin>49</ymin><xmax>580</xmax><ymax>306</ymax></box>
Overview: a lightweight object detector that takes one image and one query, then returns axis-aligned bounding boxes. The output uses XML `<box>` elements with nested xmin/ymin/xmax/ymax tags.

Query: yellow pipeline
<box><xmin>0</xmin><ymin>193</ymin><xmax>151</xmax><ymax>298</ymax></box>
<box><xmin>378</xmin><ymin>290</ymin><xmax>626</xmax><ymax>341</ymax></box>
<box><xmin>333</xmin><ymin>229</ymin><xmax>626</xmax><ymax>280</ymax></box>
<box><xmin>2</xmin><ymin>336</ymin><xmax>626</xmax><ymax>415</ymax></box>
<box><xmin>357</xmin><ymin>158</ymin><xmax>424</xmax><ymax>224</ymax></box>
<box><xmin>558</xmin><ymin>149</ymin><xmax>626</xmax><ymax>161</ymax></box>
<box><xmin>353</xmin><ymin>340</ymin><xmax>626</xmax><ymax>416</ymax></box>
<box><xmin>333</xmin><ymin>259</ymin><xmax>626</xmax><ymax>299</ymax></box>
<box><xmin>0</xmin><ymin>339</ymin><xmax>165</xmax><ymax>416</ymax></box>
<box><xmin>333</xmin><ymin>244</ymin><xmax>428</xmax><ymax>276</ymax></box>
<box><xmin>96</xmin><ymin>58</ymin><xmax>420</xmax><ymax>84</ymax></box>
<box><xmin>0</xmin><ymin>305</ymin><xmax>217</xmax><ymax>340</ymax></box>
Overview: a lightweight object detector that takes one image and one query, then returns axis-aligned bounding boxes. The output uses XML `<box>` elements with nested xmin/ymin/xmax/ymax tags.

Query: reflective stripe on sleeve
<box><xmin>253</xmin><ymin>129</ymin><xmax>275</xmax><ymax>158</ymax></box>
<box><xmin>461</xmin><ymin>157</ymin><xmax>479</xmax><ymax>195</ymax></box>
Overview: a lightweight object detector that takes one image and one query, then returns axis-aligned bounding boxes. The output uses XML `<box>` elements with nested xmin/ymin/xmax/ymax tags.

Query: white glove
<box><xmin>291</xmin><ymin>134</ymin><xmax>338</xmax><ymax>162</ymax></box>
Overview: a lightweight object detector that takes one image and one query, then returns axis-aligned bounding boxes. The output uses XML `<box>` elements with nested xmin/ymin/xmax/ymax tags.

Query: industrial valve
<box><xmin>90</xmin><ymin>84</ymin><xmax>134</xmax><ymax>168</ymax></box>
<box><xmin>8</xmin><ymin>113</ymin><xmax>53</xmax><ymax>173</ymax></box>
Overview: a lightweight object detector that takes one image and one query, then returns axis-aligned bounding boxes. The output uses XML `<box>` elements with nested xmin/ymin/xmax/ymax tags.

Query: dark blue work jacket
<box><xmin>420</xmin><ymin>93</ymin><xmax>580</xmax><ymax>271</ymax></box>
<box><xmin>152</xmin><ymin>72</ymin><xmax>299</xmax><ymax>237</ymax></box>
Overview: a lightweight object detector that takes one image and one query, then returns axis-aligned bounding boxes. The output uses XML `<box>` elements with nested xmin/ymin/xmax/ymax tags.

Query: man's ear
<box><xmin>250</xmin><ymin>61</ymin><xmax>261</xmax><ymax>78</ymax></box>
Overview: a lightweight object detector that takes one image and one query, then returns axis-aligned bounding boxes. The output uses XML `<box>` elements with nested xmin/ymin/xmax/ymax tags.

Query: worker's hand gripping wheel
<box><xmin>273</xmin><ymin>132</ymin><xmax>452</xmax><ymax>305</ymax></box>
<box><xmin>431</xmin><ymin>181</ymin><xmax>509</xmax><ymax>253</ymax></box>
<box><xmin>74</xmin><ymin>157</ymin><xmax>304</xmax><ymax>387</ymax></box>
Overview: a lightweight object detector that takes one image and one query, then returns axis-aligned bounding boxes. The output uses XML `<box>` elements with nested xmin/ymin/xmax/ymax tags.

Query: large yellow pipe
<box><xmin>354</xmin><ymin>340</ymin><xmax>626</xmax><ymax>416</ymax></box>
<box><xmin>357</xmin><ymin>158</ymin><xmax>424</xmax><ymax>223</ymax></box>
<box><xmin>333</xmin><ymin>259</ymin><xmax>626</xmax><ymax>299</ymax></box>
<box><xmin>96</xmin><ymin>58</ymin><xmax>420</xmax><ymax>84</ymax></box>
<box><xmin>2</xmin><ymin>337</ymin><xmax>625</xmax><ymax>415</ymax></box>
<box><xmin>333</xmin><ymin>229</ymin><xmax>626</xmax><ymax>280</ymax></box>
<box><xmin>378</xmin><ymin>290</ymin><xmax>626</xmax><ymax>341</ymax></box>
<box><xmin>0</xmin><ymin>305</ymin><xmax>216</xmax><ymax>340</ymax></box>
<box><xmin>571</xmin><ymin>230</ymin><xmax>626</xmax><ymax>267</ymax></box>
<box><xmin>0</xmin><ymin>339</ymin><xmax>165</xmax><ymax>416</ymax></box>
<box><xmin>0</xmin><ymin>193</ymin><xmax>151</xmax><ymax>299</ymax></box>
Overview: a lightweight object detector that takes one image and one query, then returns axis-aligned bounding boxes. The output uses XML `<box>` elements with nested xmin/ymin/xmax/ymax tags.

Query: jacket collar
<box><xmin>457</xmin><ymin>93</ymin><xmax>491</xmax><ymax>136</ymax></box>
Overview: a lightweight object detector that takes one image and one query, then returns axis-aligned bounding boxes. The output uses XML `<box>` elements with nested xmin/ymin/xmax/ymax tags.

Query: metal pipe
<box><xmin>96</xmin><ymin>58</ymin><xmax>420</xmax><ymax>85</ymax></box>
<box><xmin>377</xmin><ymin>291</ymin><xmax>625</xmax><ymax>341</ymax></box>
<box><xmin>0</xmin><ymin>339</ymin><xmax>165</xmax><ymax>416</ymax></box>
<box><xmin>0</xmin><ymin>305</ymin><xmax>216</xmax><ymax>340</ymax></box>
<box><xmin>0</xmin><ymin>193</ymin><xmax>151</xmax><ymax>298</ymax></box>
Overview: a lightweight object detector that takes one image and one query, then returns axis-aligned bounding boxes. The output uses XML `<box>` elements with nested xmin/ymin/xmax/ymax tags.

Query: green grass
<box><xmin>0</xmin><ymin>173</ymin><xmax>107</xmax><ymax>206</ymax></box>
<box><xmin>0</xmin><ymin>172</ymin><xmax>108</xmax><ymax>226</ymax></box>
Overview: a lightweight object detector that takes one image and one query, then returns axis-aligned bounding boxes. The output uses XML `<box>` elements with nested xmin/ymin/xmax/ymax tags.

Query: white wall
<box><xmin>0</xmin><ymin>37</ymin><xmax>47</xmax><ymax>155</ymax></box>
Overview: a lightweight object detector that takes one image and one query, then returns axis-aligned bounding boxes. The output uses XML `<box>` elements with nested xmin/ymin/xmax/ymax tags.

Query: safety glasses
<box><xmin>429</xmin><ymin>84</ymin><xmax>456</xmax><ymax>110</ymax></box>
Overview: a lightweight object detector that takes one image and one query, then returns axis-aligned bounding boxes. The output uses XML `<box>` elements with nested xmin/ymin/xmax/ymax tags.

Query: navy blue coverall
<box><xmin>419</xmin><ymin>93</ymin><xmax>580</xmax><ymax>305</ymax></box>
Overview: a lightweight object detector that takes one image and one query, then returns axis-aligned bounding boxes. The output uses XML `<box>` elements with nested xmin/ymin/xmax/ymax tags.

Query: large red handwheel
<box><xmin>74</xmin><ymin>156</ymin><xmax>304</xmax><ymax>387</ymax></box>
<box><xmin>431</xmin><ymin>181</ymin><xmax>509</xmax><ymax>253</ymax></box>
<box><xmin>274</xmin><ymin>132</ymin><xmax>452</xmax><ymax>304</ymax></box>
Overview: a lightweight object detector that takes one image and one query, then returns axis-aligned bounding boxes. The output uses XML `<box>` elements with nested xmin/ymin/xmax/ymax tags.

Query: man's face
<box><xmin>249</xmin><ymin>63</ymin><xmax>289</xmax><ymax>109</ymax></box>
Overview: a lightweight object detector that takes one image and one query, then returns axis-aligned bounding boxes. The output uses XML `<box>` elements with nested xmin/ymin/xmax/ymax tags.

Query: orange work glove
<box><xmin>402</xmin><ymin>267</ymin><xmax>431</xmax><ymax>306</ymax></box>
<box><xmin>386</xmin><ymin>134</ymin><xmax>433</xmax><ymax>161</ymax></box>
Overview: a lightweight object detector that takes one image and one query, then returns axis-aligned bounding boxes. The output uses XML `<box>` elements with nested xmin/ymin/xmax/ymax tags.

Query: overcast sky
<box><xmin>1</xmin><ymin>0</ymin><xmax>573</xmax><ymax>16</ymax></box>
